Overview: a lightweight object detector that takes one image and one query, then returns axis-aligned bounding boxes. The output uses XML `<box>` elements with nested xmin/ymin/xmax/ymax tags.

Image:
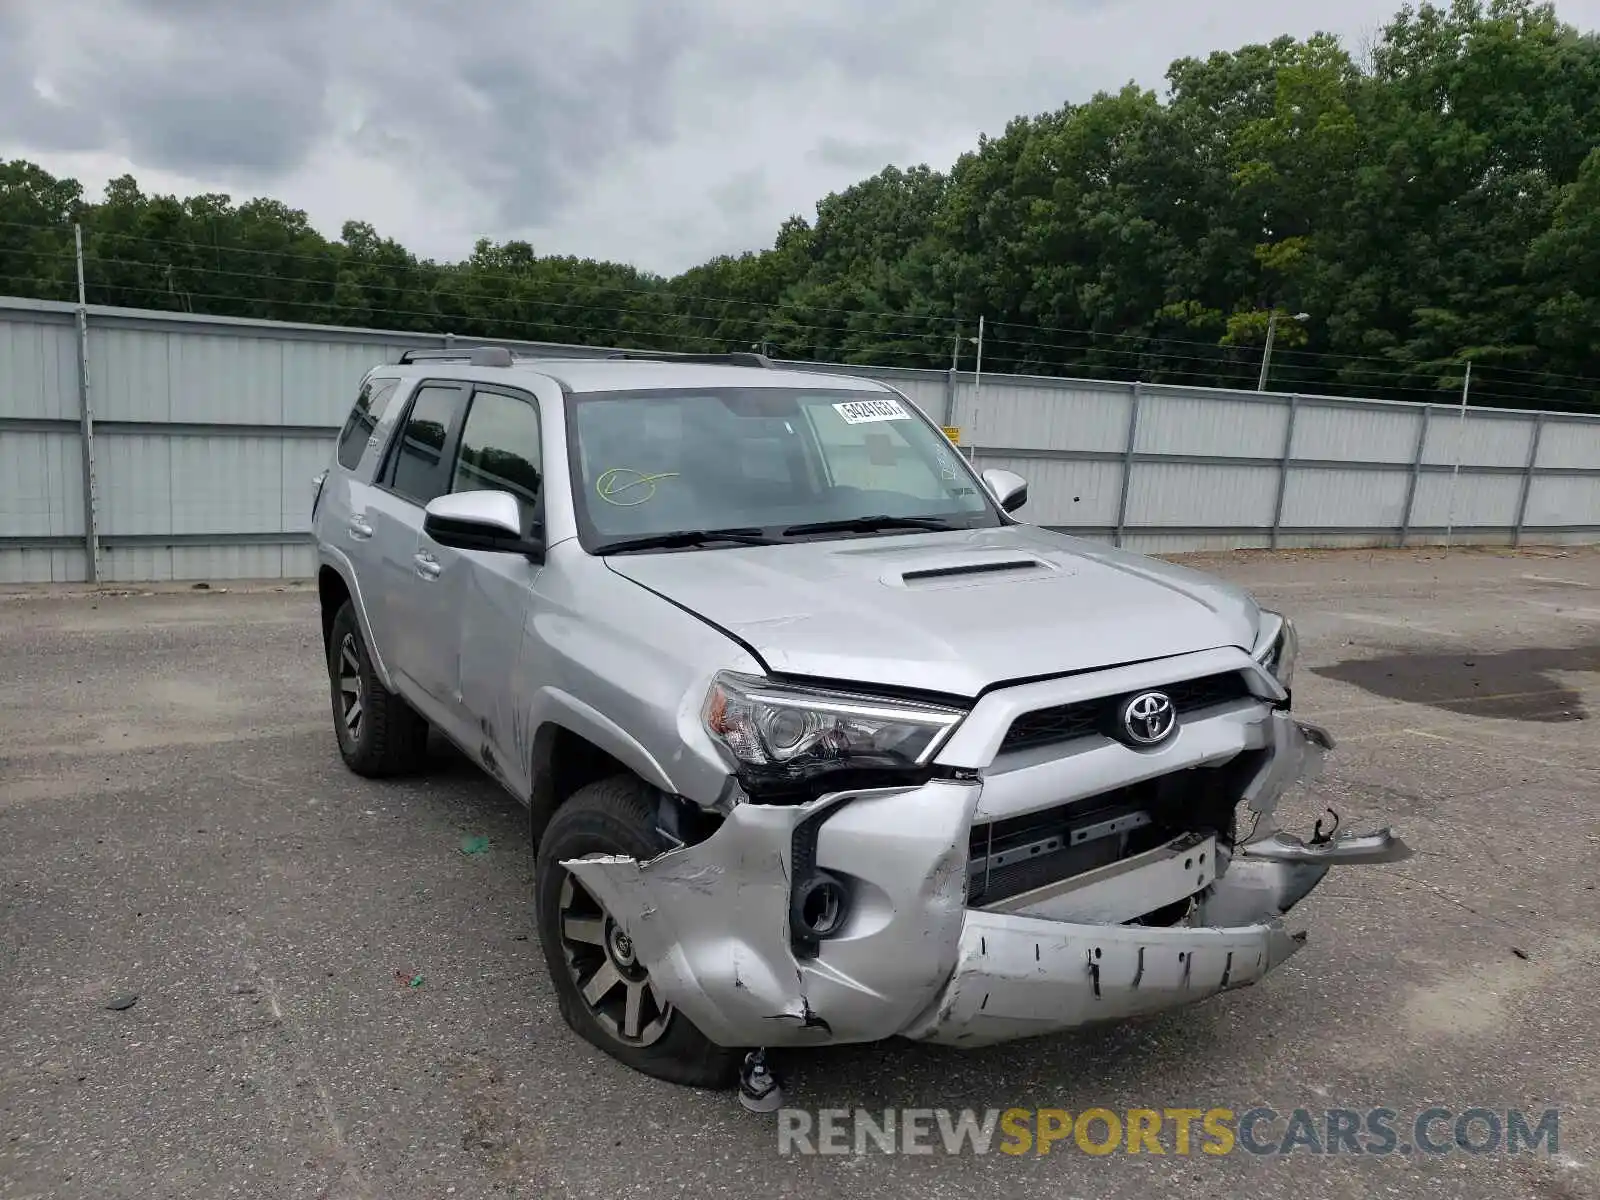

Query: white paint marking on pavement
<box><xmin>1521</xmin><ymin>573</ymin><xmax>1596</xmax><ymax>589</ymax></box>
<box><xmin>1336</xmin><ymin>612</ymin><xmax>1458</xmax><ymax>636</ymax></box>
<box><xmin>1519</xmin><ymin>598</ymin><xmax>1600</xmax><ymax>621</ymax></box>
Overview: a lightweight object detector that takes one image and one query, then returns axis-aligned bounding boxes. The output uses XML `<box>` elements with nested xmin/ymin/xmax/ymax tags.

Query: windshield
<box><xmin>565</xmin><ymin>387</ymin><xmax>1003</xmax><ymax>551</ymax></box>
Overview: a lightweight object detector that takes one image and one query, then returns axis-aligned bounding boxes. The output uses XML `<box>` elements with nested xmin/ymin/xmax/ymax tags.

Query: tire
<box><xmin>535</xmin><ymin>775</ymin><xmax>739</xmax><ymax>1089</ymax></box>
<box><xmin>327</xmin><ymin>601</ymin><xmax>429</xmax><ymax>777</ymax></box>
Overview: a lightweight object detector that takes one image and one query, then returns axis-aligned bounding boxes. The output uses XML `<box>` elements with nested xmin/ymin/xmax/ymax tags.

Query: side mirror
<box><xmin>423</xmin><ymin>490</ymin><xmax>543</xmax><ymax>559</ymax></box>
<box><xmin>982</xmin><ymin>468</ymin><xmax>1029</xmax><ymax>514</ymax></box>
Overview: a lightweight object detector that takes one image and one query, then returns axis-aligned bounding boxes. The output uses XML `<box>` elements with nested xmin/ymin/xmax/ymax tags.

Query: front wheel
<box><xmin>534</xmin><ymin>775</ymin><xmax>739</xmax><ymax>1089</ymax></box>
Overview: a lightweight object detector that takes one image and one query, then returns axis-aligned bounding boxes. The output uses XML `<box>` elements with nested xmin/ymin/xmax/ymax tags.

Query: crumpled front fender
<box><xmin>563</xmin><ymin>780</ymin><xmax>981</xmax><ymax>1049</ymax></box>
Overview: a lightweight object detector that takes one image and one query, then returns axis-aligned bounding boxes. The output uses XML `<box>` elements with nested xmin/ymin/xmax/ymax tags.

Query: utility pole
<box><xmin>1444</xmin><ymin>360</ymin><xmax>1473</xmax><ymax>547</ymax></box>
<box><xmin>1257</xmin><ymin>310</ymin><xmax>1310</xmax><ymax>392</ymax></box>
<box><xmin>73</xmin><ymin>223</ymin><xmax>102</xmax><ymax>583</ymax></box>
<box><xmin>1256</xmin><ymin>311</ymin><xmax>1279</xmax><ymax>392</ymax></box>
<box><xmin>969</xmin><ymin>315</ymin><xmax>984</xmax><ymax>462</ymax></box>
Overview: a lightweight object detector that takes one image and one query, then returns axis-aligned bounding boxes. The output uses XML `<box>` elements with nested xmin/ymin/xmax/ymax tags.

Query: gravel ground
<box><xmin>1</xmin><ymin>546</ymin><xmax>1597</xmax><ymax>1199</ymax></box>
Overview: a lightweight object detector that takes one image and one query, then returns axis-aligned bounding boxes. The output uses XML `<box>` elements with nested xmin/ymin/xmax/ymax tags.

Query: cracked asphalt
<box><xmin>2</xmin><ymin>546</ymin><xmax>1598</xmax><ymax>1199</ymax></box>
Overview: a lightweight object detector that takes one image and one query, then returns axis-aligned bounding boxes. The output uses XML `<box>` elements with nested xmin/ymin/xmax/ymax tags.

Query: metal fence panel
<box><xmin>1281</xmin><ymin>467</ymin><xmax>1411</xmax><ymax>529</ymax></box>
<box><xmin>1523</xmin><ymin>475</ymin><xmax>1600</xmax><ymax>528</ymax></box>
<box><xmin>95</xmin><ymin>433</ymin><xmax>170</xmax><ymax>536</ymax></box>
<box><xmin>102</xmin><ymin>542</ymin><xmax>312</xmax><ymax>583</ymax></box>
<box><xmin>1410</xmin><ymin>472</ymin><xmax>1525</xmax><ymax>528</ymax></box>
<box><xmin>1535</xmin><ymin>421</ymin><xmax>1600</xmax><ymax>470</ymax></box>
<box><xmin>1135</xmin><ymin>389</ymin><xmax>1288</xmax><ymax>459</ymax></box>
<box><xmin>1422</xmin><ymin>412</ymin><xmax>1537</xmax><ymax>468</ymax></box>
<box><xmin>0</xmin><ymin>429</ymin><xmax>84</xmax><ymax>537</ymax></box>
<box><xmin>0</xmin><ymin>312</ymin><xmax>78</xmax><ymax>421</ymax></box>
<box><xmin>955</xmin><ymin>377</ymin><xmax>1130</xmax><ymax>454</ymax></box>
<box><xmin>1291</xmin><ymin>403</ymin><xmax>1422</xmax><ymax>464</ymax></box>
<box><xmin>0</xmin><ymin>547</ymin><xmax>84</xmax><ymax>584</ymax></box>
<box><xmin>980</xmin><ymin>454</ymin><xmax>1122</xmax><ymax>528</ymax></box>
<box><xmin>1126</xmin><ymin>463</ymin><xmax>1280</xmax><ymax>527</ymax></box>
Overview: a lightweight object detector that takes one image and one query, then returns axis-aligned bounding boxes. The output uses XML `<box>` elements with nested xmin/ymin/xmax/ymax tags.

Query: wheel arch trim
<box><xmin>527</xmin><ymin>690</ymin><xmax>678</xmax><ymax>836</ymax></box>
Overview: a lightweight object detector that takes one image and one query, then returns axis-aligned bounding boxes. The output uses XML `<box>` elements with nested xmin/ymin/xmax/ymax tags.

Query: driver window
<box><xmin>452</xmin><ymin>389</ymin><xmax>542</xmax><ymax>532</ymax></box>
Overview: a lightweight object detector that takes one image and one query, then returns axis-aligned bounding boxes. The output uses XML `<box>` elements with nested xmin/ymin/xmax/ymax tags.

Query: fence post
<box><xmin>1270</xmin><ymin>394</ymin><xmax>1299</xmax><ymax>550</ymax></box>
<box><xmin>1400</xmin><ymin>406</ymin><xmax>1431</xmax><ymax>548</ymax></box>
<box><xmin>73</xmin><ymin>224</ymin><xmax>102</xmax><ymax>583</ymax></box>
<box><xmin>1113</xmin><ymin>381</ymin><xmax>1142</xmax><ymax>548</ymax></box>
<box><xmin>1512</xmin><ymin>415</ymin><xmax>1544</xmax><ymax>548</ymax></box>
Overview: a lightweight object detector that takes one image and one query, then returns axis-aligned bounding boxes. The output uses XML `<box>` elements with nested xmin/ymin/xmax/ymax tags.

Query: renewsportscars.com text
<box><xmin>776</xmin><ymin>1106</ymin><xmax>1562</xmax><ymax>1158</ymax></box>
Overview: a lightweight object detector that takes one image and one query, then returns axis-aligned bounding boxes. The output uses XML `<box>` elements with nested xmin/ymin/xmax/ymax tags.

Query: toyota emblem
<box><xmin>1120</xmin><ymin>691</ymin><xmax>1177</xmax><ymax>745</ymax></box>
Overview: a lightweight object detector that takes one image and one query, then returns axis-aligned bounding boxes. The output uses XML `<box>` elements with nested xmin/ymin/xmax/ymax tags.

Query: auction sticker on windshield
<box><xmin>834</xmin><ymin>398</ymin><xmax>910</xmax><ymax>424</ymax></box>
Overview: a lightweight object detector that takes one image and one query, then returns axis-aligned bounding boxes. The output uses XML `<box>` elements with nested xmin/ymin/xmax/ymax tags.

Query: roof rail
<box><xmin>397</xmin><ymin>345</ymin><xmax>515</xmax><ymax>367</ymax></box>
<box><xmin>604</xmin><ymin>350</ymin><xmax>774</xmax><ymax>369</ymax></box>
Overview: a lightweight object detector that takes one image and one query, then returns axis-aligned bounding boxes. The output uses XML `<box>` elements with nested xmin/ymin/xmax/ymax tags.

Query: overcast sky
<box><xmin>4</xmin><ymin>0</ymin><xmax>1599</xmax><ymax>276</ymax></box>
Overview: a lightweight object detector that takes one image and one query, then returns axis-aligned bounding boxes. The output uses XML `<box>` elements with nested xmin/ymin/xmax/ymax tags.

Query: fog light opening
<box><xmin>795</xmin><ymin>876</ymin><xmax>849</xmax><ymax>938</ymax></box>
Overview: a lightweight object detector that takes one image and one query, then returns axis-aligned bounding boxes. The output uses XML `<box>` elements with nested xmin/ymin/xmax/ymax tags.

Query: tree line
<box><xmin>2</xmin><ymin>0</ymin><xmax>1598</xmax><ymax>413</ymax></box>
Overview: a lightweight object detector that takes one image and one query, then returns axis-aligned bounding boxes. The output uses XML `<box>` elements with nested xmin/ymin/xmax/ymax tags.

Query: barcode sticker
<box><xmin>833</xmin><ymin>397</ymin><xmax>910</xmax><ymax>425</ymax></box>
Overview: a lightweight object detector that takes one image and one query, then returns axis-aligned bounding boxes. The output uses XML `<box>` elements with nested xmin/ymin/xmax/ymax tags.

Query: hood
<box><xmin>605</xmin><ymin>525</ymin><xmax>1262</xmax><ymax>697</ymax></box>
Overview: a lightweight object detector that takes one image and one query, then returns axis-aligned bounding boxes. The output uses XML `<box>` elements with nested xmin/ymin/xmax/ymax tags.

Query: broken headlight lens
<box><xmin>1254</xmin><ymin>610</ymin><xmax>1298</xmax><ymax>688</ymax></box>
<box><xmin>702</xmin><ymin>672</ymin><xmax>965</xmax><ymax>787</ymax></box>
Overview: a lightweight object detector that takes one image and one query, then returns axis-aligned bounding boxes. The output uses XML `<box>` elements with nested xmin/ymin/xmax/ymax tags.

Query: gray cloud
<box><xmin>809</xmin><ymin>136</ymin><xmax>914</xmax><ymax>172</ymax></box>
<box><xmin>3</xmin><ymin>0</ymin><xmax>331</xmax><ymax>178</ymax></box>
<box><xmin>710</xmin><ymin>168</ymin><xmax>770</xmax><ymax>220</ymax></box>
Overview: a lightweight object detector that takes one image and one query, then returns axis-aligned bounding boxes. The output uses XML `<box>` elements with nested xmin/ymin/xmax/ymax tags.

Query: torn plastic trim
<box><xmin>1239</xmin><ymin>826</ymin><xmax>1413</xmax><ymax>865</ymax></box>
<box><xmin>1238</xmin><ymin>713</ymin><xmax>1332</xmax><ymax>833</ymax></box>
<box><xmin>562</xmin><ymin>779</ymin><xmax>981</xmax><ymax>1049</ymax></box>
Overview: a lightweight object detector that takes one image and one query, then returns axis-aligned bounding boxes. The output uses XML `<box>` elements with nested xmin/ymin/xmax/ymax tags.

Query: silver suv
<box><xmin>311</xmin><ymin>347</ymin><xmax>1410</xmax><ymax>1093</ymax></box>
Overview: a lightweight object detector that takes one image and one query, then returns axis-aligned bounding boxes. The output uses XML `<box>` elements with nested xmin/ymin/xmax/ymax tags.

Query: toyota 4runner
<box><xmin>311</xmin><ymin>347</ymin><xmax>1411</xmax><ymax>1092</ymax></box>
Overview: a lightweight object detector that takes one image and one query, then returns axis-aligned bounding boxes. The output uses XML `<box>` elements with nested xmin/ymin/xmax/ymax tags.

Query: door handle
<box><xmin>413</xmin><ymin>550</ymin><xmax>442</xmax><ymax>580</ymax></box>
<box><xmin>348</xmin><ymin>514</ymin><xmax>374</xmax><ymax>541</ymax></box>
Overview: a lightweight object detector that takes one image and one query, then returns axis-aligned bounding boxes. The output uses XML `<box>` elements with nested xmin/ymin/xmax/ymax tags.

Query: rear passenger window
<box><xmin>336</xmin><ymin>377</ymin><xmax>399</xmax><ymax>470</ymax></box>
<box><xmin>388</xmin><ymin>384</ymin><xmax>468</xmax><ymax>505</ymax></box>
<box><xmin>452</xmin><ymin>389</ymin><xmax>542</xmax><ymax>532</ymax></box>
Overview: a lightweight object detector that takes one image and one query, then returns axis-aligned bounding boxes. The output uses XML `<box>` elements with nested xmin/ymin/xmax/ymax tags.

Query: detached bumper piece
<box><xmin>900</xmin><ymin>912</ymin><xmax>1306</xmax><ymax>1047</ymax></box>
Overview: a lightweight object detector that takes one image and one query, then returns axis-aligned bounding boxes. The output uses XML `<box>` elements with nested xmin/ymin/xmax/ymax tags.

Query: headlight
<box><xmin>702</xmin><ymin>672</ymin><xmax>965</xmax><ymax>791</ymax></box>
<box><xmin>1254</xmin><ymin>611</ymin><xmax>1298</xmax><ymax>688</ymax></box>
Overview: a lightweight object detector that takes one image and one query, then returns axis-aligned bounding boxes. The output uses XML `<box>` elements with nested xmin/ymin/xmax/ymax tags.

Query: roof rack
<box><xmin>604</xmin><ymin>350</ymin><xmax>774</xmax><ymax>369</ymax></box>
<box><xmin>397</xmin><ymin>345</ymin><xmax>515</xmax><ymax>367</ymax></box>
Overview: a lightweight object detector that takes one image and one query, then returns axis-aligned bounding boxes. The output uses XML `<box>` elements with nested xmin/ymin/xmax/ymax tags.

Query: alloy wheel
<box><xmin>558</xmin><ymin>873</ymin><xmax>673</xmax><ymax>1046</ymax></box>
<box><xmin>337</xmin><ymin>633</ymin><xmax>364</xmax><ymax>740</ymax></box>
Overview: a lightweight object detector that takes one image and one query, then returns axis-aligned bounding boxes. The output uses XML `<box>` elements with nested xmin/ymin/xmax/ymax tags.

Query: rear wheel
<box><xmin>327</xmin><ymin>601</ymin><xmax>429</xmax><ymax>777</ymax></box>
<box><xmin>535</xmin><ymin>775</ymin><xmax>739</xmax><ymax>1088</ymax></box>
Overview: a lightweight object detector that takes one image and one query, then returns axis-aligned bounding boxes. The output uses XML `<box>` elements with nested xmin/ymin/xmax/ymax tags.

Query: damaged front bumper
<box><xmin>564</xmin><ymin>708</ymin><xmax>1412</xmax><ymax>1051</ymax></box>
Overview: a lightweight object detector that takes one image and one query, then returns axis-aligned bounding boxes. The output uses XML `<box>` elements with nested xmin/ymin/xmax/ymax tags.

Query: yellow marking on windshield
<box><xmin>596</xmin><ymin>467</ymin><xmax>680</xmax><ymax>506</ymax></box>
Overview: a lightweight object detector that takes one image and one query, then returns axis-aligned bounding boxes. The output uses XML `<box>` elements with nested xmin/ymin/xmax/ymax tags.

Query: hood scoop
<box><xmin>893</xmin><ymin>555</ymin><xmax>1058</xmax><ymax>589</ymax></box>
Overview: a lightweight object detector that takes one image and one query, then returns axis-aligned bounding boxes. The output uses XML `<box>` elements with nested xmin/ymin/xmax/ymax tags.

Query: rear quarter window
<box><xmin>336</xmin><ymin>377</ymin><xmax>401</xmax><ymax>471</ymax></box>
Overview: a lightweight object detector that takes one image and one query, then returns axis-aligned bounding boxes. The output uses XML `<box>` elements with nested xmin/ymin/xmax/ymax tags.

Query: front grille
<box><xmin>963</xmin><ymin>755</ymin><xmax>1262</xmax><ymax>909</ymax></box>
<box><xmin>997</xmin><ymin>670</ymin><xmax>1253</xmax><ymax>755</ymax></box>
<box><xmin>966</xmin><ymin>792</ymin><xmax>1157</xmax><ymax>907</ymax></box>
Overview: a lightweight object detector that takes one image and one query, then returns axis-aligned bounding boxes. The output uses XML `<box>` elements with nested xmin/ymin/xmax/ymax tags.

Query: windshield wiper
<box><xmin>593</xmin><ymin>527</ymin><xmax>780</xmax><ymax>554</ymax></box>
<box><xmin>780</xmin><ymin>514</ymin><xmax>963</xmax><ymax>538</ymax></box>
